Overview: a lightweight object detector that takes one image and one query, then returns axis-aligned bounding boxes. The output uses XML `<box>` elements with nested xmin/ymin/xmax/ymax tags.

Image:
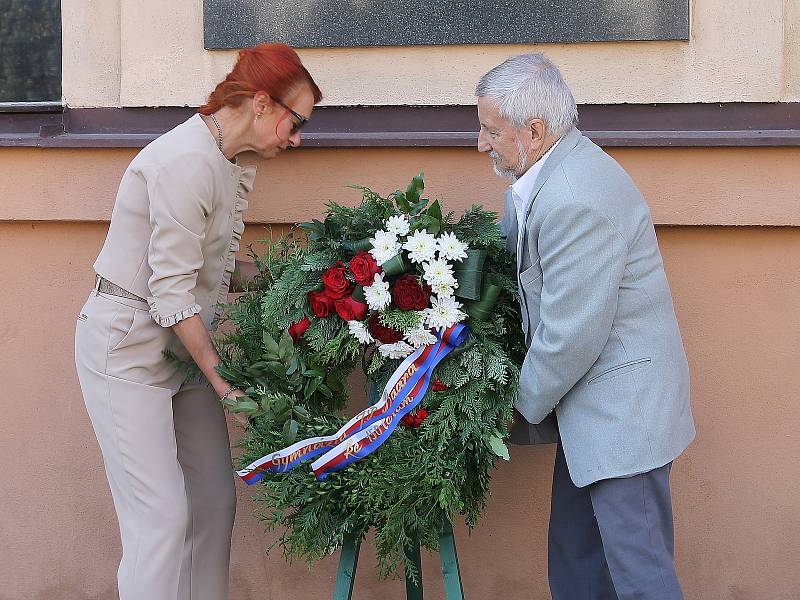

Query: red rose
<box><xmin>368</xmin><ymin>312</ymin><xmax>403</xmax><ymax>344</ymax></box>
<box><xmin>348</xmin><ymin>251</ymin><xmax>381</xmax><ymax>286</ymax></box>
<box><xmin>432</xmin><ymin>379</ymin><xmax>449</xmax><ymax>392</ymax></box>
<box><xmin>334</xmin><ymin>296</ymin><xmax>369</xmax><ymax>322</ymax></box>
<box><xmin>288</xmin><ymin>316</ymin><xmax>311</xmax><ymax>342</ymax></box>
<box><xmin>391</xmin><ymin>275</ymin><xmax>431</xmax><ymax>311</ymax></box>
<box><xmin>308</xmin><ymin>290</ymin><xmax>336</xmax><ymax>317</ymax></box>
<box><xmin>322</xmin><ymin>261</ymin><xmax>351</xmax><ymax>299</ymax></box>
<box><xmin>401</xmin><ymin>408</ymin><xmax>429</xmax><ymax>428</ymax></box>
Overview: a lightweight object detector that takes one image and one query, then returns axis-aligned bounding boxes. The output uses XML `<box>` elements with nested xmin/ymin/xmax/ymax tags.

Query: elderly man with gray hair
<box><xmin>476</xmin><ymin>53</ymin><xmax>695</xmax><ymax>599</ymax></box>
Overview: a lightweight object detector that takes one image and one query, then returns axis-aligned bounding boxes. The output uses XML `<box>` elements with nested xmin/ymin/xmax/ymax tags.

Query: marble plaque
<box><xmin>204</xmin><ymin>0</ymin><xmax>689</xmax><ymax>49</ymax></box>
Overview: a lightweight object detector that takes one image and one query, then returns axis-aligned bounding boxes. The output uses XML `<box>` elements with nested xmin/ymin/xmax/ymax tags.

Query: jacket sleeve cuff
<box><xmin>148</xmin><ymin>300</ymin><xmax>202</xmax><ymax>327</ymax></box>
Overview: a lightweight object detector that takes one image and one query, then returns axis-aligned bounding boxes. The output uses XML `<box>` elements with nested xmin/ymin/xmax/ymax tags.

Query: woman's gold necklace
<box><xmin>209</xmin><ymin>114</ymin><xmax>223</xmax><ymax>152</ymax></box>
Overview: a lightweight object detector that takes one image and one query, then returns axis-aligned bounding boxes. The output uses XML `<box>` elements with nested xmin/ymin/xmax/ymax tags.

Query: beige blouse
<box><xmin>94</xmin><ymin>114</ymin><xmax>257</xmax><ymax>329</ymax></box>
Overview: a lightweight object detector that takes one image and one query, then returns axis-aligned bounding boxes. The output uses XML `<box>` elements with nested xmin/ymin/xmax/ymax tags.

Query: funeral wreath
<box><xmin>207</xmin><ymin>174</ymin><xmax>526</xmax><ymax>578</ymax></box>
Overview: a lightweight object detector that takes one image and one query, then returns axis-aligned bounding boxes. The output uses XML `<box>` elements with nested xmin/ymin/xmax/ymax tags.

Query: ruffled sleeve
<box><xmin>211</xmin><ymin>165</ymin><xmax>256</xmax><ymax>327</ymax></box>
<box><xmin>143</xmin><ymin>157</ymin><xmax>212</xmax><ymax>327</ymax></box>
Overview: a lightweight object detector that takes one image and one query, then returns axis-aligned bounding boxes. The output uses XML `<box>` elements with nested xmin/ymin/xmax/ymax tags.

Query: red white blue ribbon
<box><xmin>237</xmin><ymin>323</ymin><xmax>469</xmax><ymax>484</ymax></box>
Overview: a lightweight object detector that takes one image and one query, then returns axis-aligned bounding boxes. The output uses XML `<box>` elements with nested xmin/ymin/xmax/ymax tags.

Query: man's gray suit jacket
<box><xmin>505</xmin><ymin>127</ymin><xmax>695</xmax><ymax>487</ymax></box>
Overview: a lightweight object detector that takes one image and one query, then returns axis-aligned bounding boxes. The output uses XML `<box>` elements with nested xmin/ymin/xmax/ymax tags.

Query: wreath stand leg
<box><xmin>438</xmin><ymin>520</ymin><xmax>465</xmax><ymax>600</ymax></box>
<box><xmin>404</xmin><ymin>544</ymin><xmax>423</xmax><ymax>599</ymax></box>
<box><xmin>332</xmin><ymin>522</ymin><xmax>465</xmax><ymax>600</ymax></box>
<box><xmin>333</xmin><ymin>535</ymin><xmax>361</xmax><ymax>599</ymax></box>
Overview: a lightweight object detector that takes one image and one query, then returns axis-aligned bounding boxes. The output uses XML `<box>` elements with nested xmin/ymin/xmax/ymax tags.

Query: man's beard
<box><xmin>490</xmin><ymin>142</ymin><xmax>529</xmax><ymax>181</ymax></box>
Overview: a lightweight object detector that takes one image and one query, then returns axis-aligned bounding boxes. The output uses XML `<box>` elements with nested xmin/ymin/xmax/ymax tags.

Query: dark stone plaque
<box><xmin>204</xmin><ymin>0</ymin><xmax>689</xmax><ymax>49</ymax></box>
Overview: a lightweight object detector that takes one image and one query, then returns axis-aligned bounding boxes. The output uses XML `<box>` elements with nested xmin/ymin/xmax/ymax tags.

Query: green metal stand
<box><xmin>332</xmin><ymin>522</ymin><xmax>465</xmax><ymax>600</ymax></box>
<box><xmin>333</xmin><ymin>535</ymin><xmax>361</xmax><ymax>599</ymax></box>
<box><xmin>333</xmin><ymin>386</ymin><xmax>464</xmax><ymax>598</ymax></box>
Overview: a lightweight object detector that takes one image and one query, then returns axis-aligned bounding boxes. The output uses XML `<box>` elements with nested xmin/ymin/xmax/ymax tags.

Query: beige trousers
<box><xmin>75</xmin><ymin>289</ymin><xmax>236</xmax><ymax>600</ymax></box>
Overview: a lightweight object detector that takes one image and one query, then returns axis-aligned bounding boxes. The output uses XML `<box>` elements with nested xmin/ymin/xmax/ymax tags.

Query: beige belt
<box><xmin>95</xmin><ymin>275</ymin><xmax>147</xmax><ymax>303</ymax></box>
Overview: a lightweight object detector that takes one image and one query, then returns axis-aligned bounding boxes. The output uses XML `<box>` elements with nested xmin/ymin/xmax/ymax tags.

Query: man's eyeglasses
<box><xmin>275</xmin><ymin>98</ymin><xmax>309</xmax><ymax>134</ymax></box>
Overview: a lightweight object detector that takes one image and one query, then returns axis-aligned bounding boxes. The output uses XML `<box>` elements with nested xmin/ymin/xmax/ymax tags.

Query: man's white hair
<box><xmin>475</xmin><ymin>53</ymin><xmax>578</xmax><ymax>137</ymax></box>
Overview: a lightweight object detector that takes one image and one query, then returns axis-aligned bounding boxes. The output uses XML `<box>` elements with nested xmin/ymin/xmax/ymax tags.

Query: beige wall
<box><xmin>3</xmin><ymin>146</ymin><xmax>800</xmax><ymax>226</ymax></box>
<box><xmin>2</xmin><ymin>145</ymin><xmax>800</xmax><ymax>598</ymax></box>
<box><xmin>2</xmin><ymin>220</ymin><xmax>799</xmax><ymax>599</ymax></box>
<box><xmin>9</xmin><ymin>3</ymin><xmax>799</xmax><ymax>595</ymax></box>
<box><xmin>786</xmin><ymin>0</ymin><xmax>800</xmax><ymax>99</ymax></box>
<box><xmin>62</xmin><ymin>0</ymin><xmax>800</xmax><ymax>107</ymax></box>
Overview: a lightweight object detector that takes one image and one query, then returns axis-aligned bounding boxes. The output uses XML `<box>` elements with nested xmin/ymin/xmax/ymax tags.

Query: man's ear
<box><xmin>528</xmin><ymin>118</ymin><xmax>547</xmax><ymax>144</ymax></box>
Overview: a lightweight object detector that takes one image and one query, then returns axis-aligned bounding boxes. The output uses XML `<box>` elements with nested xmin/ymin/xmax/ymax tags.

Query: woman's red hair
<box><xmin>198</xmin><ymin>43</ymin><xmax>322</xmax><ymax>115</ymax></box>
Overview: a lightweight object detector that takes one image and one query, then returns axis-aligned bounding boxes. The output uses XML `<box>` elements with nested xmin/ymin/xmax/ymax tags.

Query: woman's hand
<box><xmin>172</xmin><ymin>314</ymin><xmax>249</xmax><ymax>426</ymax></box>
<box><xmin>223</xmin><ymin>387</ymin><xmax>250</xmax><ymax>427</ymax></box>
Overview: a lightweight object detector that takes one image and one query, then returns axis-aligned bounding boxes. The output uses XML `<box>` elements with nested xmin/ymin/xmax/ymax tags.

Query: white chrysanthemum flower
<box><xmin>422</xmin><ymin>259</ymin><xmax>456</xmax><ymax>286</ymax></box>
<box><xmin>348</xmin><ymin>320</ymin><xmax>374</xmax><ymax>344</ymax></box>
<box><xmin>385</xmin><ymin>215</ymin><xmax>410</xmax><ymax>236</ymax></box>
<box><xmin>364</xmin><ymin>272</ymin><xmax>391</xmax><ymax>310</ymax></box>
<box><xmin>437</xmin><ymin>231</ymin><xmax>469</xmax><ymax>262</ymax></box>
<box><xmin>431</xmin><ymin>279</ymin><xmax>458</xmax><ymax>298</ymax></box>
<box><xmin>371</xmin><ymin>247</ymin><xmax>399</xmax><ymax>266</ymax></box>
<box><xmin>378</xmin><ymin>341</ymin><xmax>415</xmax><ymax>359</ymax></box>
<box><xmin>402</xmin><ymin>229</ymin><xmax>438</xmax><ymax>264</ymax></box>
<box><xmin>368</xmin><ymin>230</ymin><xmax>401</xmax><ymax>265</ymax></box>
<box><xmin>424</xmin><ymin>295</ymin><xmax>466</xmax><ymax>330</ymax></box>
<box><xmin>404</xmin><ymin>326</ymin><xmax>438</xmax><ymax>348</ymax></box>
<box><xmin>371</xmin><ymin>229</ymin><xmax>397</xmax><ymax>245</ymax></box>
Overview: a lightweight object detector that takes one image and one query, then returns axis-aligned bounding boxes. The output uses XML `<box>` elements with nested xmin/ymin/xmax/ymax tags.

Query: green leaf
<box><xmin>267</xmin><ymin>362</ymin><xmax>286</xmax><ymax>378</ymax></box>
<box><xmin>282</xmin><ymin>419</ymin><xmax>299</xmax><ymax>444</ymax></box>
<box><xmin>298</xmin><ymin>219</ymin><xmax>324</xmax><ymax>234</ymax></box>
<box><xmin>246</xmin><ymin>362</ymin><xmax>269</xmax><ymax>377</ymax></box>
<box><xmin>409</xmin><ymin>199</ymin><xmax>429</xmax><ymax>215</ymax></box>
<box><xmin>421</xmin><ymin>200</ymin><xmax>443</xmax><ymax>234</ymax></box>
<box><xmin>293</xmin><ymin>405</ymin><xmax>310</xmax><ymax>421</ymax></box>
<box><xmin>487</xmin><ymin>436</ymin><xmax>510</xmax><ymax>461</ymax></box>
<box><xmin>395</xmin><ymin>191</ymin><xmax>410</xmax><ymax>213</ymax></box>
<box><xmin>278</xmin><ymin>331</ymin><xmax>294</xmax><ymax>360</ymax></box>
<box><xmin>272</xmin><ymin>396</ymin><xmax>287</xmax><ymax>416</ymax></box>
<box><xmin>426</xmin><ymin>199</ymin><xmax>442</xmax><ymax>222</ymax></box>
<box><xmin>304</xmin><ymin>377</ymin><xmax>321</xmax><ymax>399</ymax></box>
<box><xmin>263</xmin><ymin>332</ymin><xmax>280</xmax><ymax>356</ymax></box>
<box><xmin>229</xmin><ymin>397</ymin><xmax>259</xmax><ymax>414</ymax></box>
<box><xmin>406</xmin><ymin>173</ymin><xmax>425</xmax><ymax>204</ymax></box>
<box><xmin>286</xmin><ymin>355</ymin><xmax>299</xmax><ymax>376</ymax></box>
<box><xmin>220</xmin><ymin>395</ymin><xmax>238</xmax><ymax>409</ymax></box>
<box><xmin>214</xmin><ymin>365</ymin><xmax>240</xmax><ymax>382</ymax></box>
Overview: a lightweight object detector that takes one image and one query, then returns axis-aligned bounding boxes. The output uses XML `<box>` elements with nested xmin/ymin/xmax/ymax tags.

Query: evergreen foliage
<box><xmin>207</xmin><ymin>176</ymin><xmax>526</xmax><ymax>577</ymax></box>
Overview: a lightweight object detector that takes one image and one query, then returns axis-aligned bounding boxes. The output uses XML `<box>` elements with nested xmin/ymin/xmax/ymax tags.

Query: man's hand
<box><xmin>231</xmin><ymin>259</ymin><xmax>260</xmax><ymax>293</ymax></box>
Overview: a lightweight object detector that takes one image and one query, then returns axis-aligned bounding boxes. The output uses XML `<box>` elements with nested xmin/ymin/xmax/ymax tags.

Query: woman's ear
<box><xmin>252</xmin><ymin>91</ymin><xmax>272</xmax><ymax>118</ymax></box>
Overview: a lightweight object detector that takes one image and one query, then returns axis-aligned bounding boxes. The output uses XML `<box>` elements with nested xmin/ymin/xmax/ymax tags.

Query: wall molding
<box><xmin>2</xmin><ymin>103</ymin><xmax>800</xmax><ymax>148</ymax></box>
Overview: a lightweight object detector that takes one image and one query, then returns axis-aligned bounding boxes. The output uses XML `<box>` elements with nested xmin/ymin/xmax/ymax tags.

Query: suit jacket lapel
<box><xmin>500</xmin><ymin>187</ymin><xmax>518</xmax><ymax>255</ymax></box>
<box><xmin>515</xmin><ymin>127</ymin><xmax>584</xmax><ymax>265</ymax></box>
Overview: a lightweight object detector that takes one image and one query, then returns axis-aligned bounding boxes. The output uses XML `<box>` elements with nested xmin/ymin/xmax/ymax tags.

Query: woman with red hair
<box><xmin>74</xmin><ymin>44</ymin><xmax>321</xmax><ymax>600</ymax></box>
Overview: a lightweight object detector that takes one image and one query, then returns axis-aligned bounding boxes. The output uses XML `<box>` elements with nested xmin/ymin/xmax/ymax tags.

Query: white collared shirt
<box><xmin>510</xmin><ymin>137</ymin><xmax>562</xmax><ymax>238</ymax></box>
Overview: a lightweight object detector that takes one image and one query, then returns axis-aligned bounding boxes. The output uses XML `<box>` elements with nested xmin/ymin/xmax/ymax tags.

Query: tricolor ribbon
<box><xmin>237</xmin><ymin>322</ymin><xmax>469</xmax><ymax>484</ymax></box>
